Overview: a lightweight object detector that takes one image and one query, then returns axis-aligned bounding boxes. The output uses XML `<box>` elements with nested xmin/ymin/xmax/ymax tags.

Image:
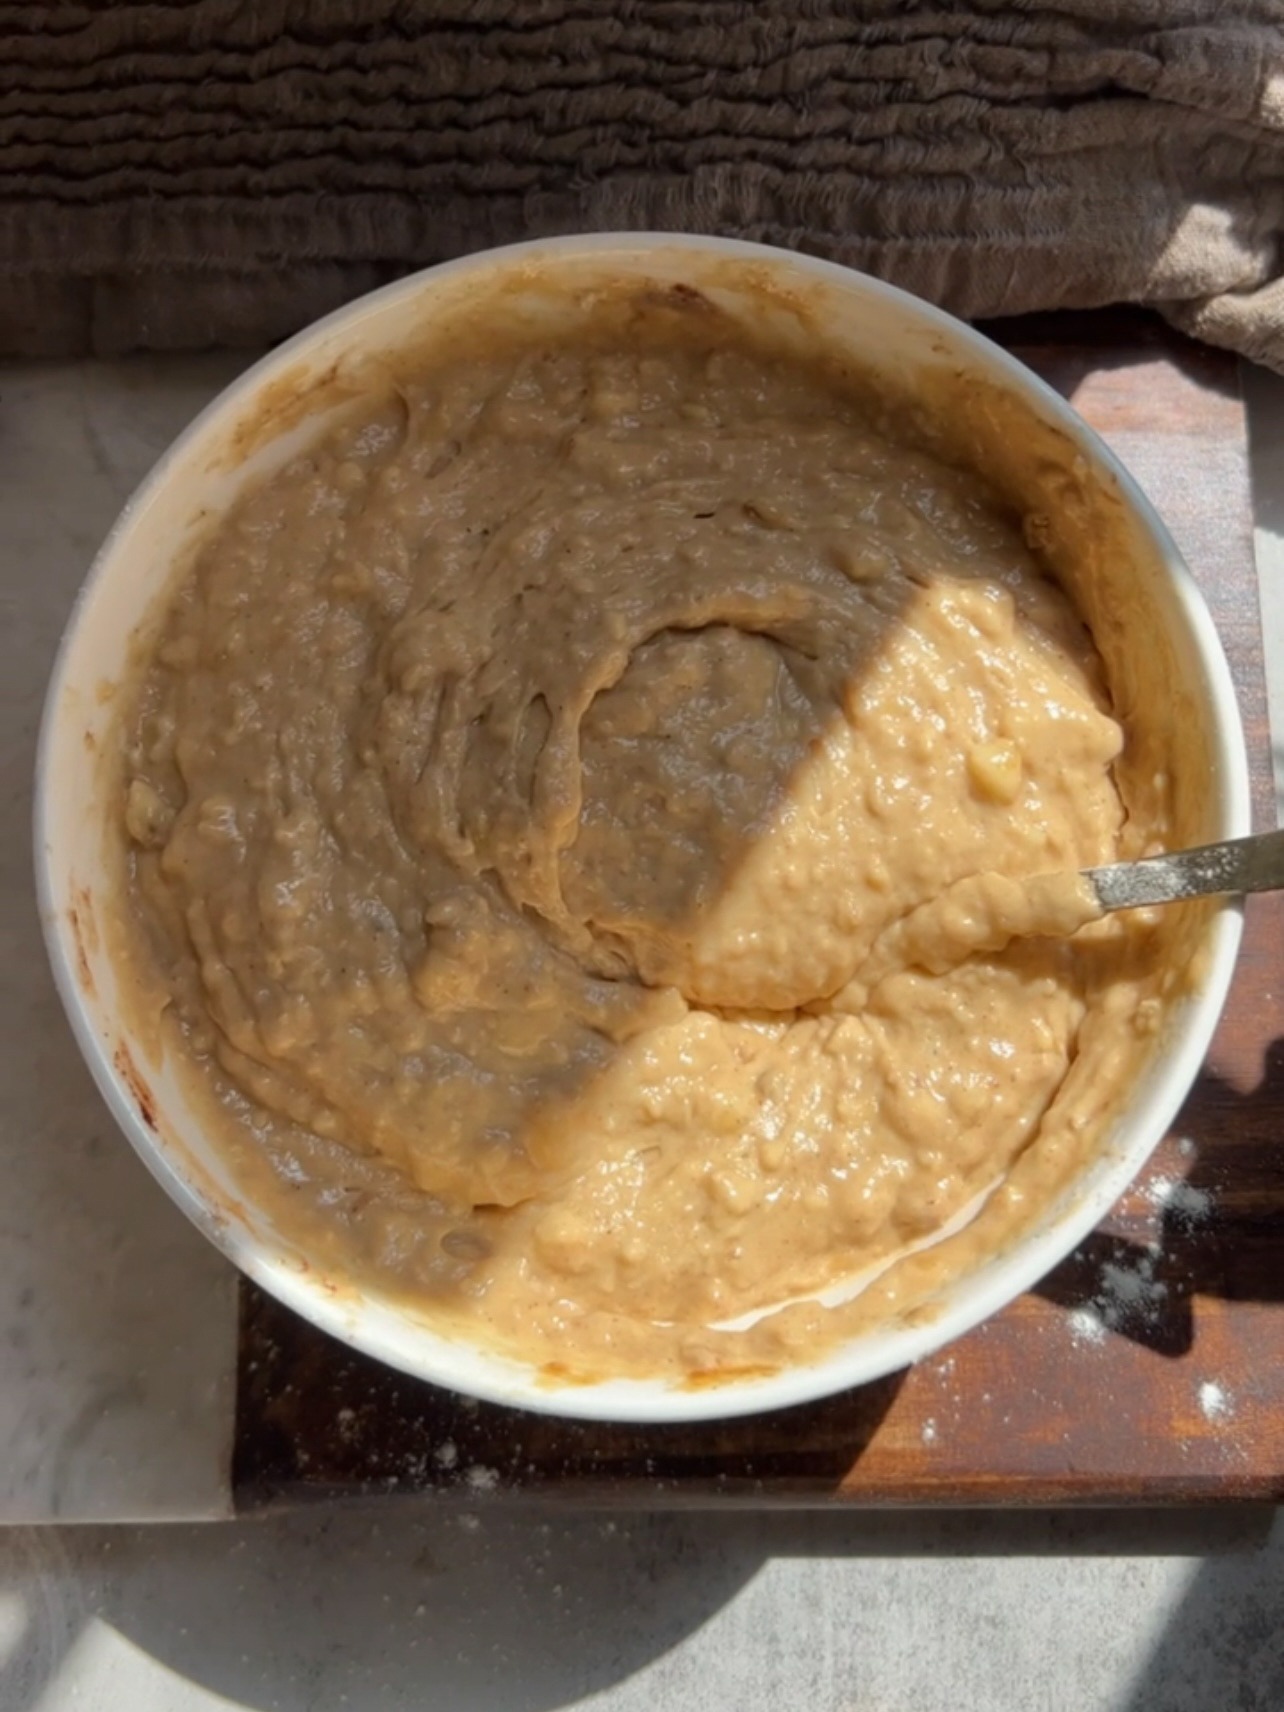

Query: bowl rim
<box><xmin>34</xmin><ymin>231</ymin><xmax>1251</xmax><ymax>1421</ymax></box>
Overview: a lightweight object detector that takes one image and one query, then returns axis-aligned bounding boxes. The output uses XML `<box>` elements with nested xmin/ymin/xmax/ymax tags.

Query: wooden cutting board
<box><xmin>234</xmin><ymin>310</ymin><xmax>1284</xmax><ymax>1509</ymax></box>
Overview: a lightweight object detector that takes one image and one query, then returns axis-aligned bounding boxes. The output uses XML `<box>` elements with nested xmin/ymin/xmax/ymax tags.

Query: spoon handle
<box><xmin>1085</xmin><ymin>827</ymin><xmax>1284</xmax><ymax>913</ymax></box>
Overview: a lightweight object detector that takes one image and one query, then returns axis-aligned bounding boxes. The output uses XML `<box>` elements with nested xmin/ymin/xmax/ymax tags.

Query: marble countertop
<box><xmin>1</xmin><ymin>345</ymin><xmax>1282</xmax><ymax>1709</ymax></box>
<box><xmin>0</xmin><ymin>356</ymin><xmax>246</xmax><ymax>1522</ymax></box>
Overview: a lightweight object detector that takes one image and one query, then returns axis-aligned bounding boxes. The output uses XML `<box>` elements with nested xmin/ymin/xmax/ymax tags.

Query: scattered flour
<box><xmin>465</xmin><ymin>1463</ymin><xmax>500</xmax><ymax>1493</ymax></box>
<box><xmin>1097</xmin><ymin>1254</ymin><xmax>1169</xmax><ymax>1330</ymax></box>
<box><xmin>1065</xmin><ymin>1159</ymin><xmax>1218</xmax><ymax>1347</ymax></box>
<box><xmin>1065</xmin><ymin>1250</ymin><xmax>1170</xmax><ymax>1347</ymax></box>
<box><xmin>1068</xmin><ymin>1306</ymin><xmax>1107</xmax><ymax>1347</ymax></box>
<box><xmin>1145</xmin><ymin>1174</ymin><xmax>1214</xmax><ymax>1229</ymax></box>
<box><xmin>921</xmin><ymin>1418</ymin><xmax>938</xmax><ymax>1445</ymax></box>
<box><xmin>1198</xmin><ymin>1381</ymin><xmax>1234</xmax><ymax>1422</ymax></box>
<box><xmin>433</xmin><ymin>1439</ymin><xmax>459</xmax><ymax>1469</ymax></box>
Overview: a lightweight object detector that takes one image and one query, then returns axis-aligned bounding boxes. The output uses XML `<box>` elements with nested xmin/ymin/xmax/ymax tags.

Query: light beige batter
<box><xmin>117</xmin><ymin>287</ymin><xmax>1184</xmax><ymax>1381</ymax></box>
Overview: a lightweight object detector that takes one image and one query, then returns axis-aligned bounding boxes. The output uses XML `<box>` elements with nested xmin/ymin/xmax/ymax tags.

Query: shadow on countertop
<box><xmin>0</xmin><ymin>1505</ymin><xmax>1280</xmax><ymax>1712</ymax></box>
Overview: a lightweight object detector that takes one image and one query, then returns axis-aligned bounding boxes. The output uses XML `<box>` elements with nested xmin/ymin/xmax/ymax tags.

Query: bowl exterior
<box><xmin>35</xmin><ymin>235</ymin><xmax>1250</xmax><ymax>1421</ymax></box>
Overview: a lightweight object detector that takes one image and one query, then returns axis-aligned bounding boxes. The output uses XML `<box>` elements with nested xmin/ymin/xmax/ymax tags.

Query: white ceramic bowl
<box><xmin>35</xmin><ymin>235</ymin><xmax>1250</xmax><ymax>1421</ymax></box>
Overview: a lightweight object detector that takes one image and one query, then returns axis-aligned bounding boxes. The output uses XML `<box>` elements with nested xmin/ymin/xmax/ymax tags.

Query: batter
<box><xmin>118</xmin><ymin>287</ymin><xmax>1175</xmax><ymax>1379</ymax></box>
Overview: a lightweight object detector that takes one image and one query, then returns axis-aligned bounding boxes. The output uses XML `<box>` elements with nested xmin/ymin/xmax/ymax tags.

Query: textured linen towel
<box><xmin>2</xmin><ymin>1</ymin><xmax>1282</xmax><ymax>366</ymax></box>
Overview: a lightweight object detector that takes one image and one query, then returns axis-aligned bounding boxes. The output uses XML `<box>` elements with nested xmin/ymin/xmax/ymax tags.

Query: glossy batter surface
<box><xmin>119</xmin><ymin>295</ymin><xmax>1169</xmax><ymax>1378</ymax></box>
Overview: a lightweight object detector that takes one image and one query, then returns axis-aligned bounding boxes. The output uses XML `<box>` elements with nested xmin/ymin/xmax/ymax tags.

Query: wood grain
<box><xmin>234</xmin><ymin>311</ymin><xmax>1284</xmax><ymax>1509</ymax></box>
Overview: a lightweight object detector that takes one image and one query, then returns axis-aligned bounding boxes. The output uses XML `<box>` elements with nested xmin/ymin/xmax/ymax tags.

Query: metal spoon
<box><xmin>1084</xmin><ymin>827</ymin><xmax>1284</xmax><ymax>912</ymax></box>
<box><xmin>823</xmin><ymin>832</ymin><xmax>1284</xmax><ymax>1008</ymax></box>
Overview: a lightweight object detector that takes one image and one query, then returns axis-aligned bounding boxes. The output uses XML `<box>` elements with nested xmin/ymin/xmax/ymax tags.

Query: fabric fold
<box><xmin>1</xmin><ymin>1</ymin><xmax>1281</xmax><ymax>366</ymax></box>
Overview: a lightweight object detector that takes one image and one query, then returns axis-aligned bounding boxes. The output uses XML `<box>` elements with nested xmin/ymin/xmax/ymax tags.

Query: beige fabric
<box><xmin>2</xmin><ymin>2</ymin><xmax>1282</xmax><ymax>366</ymax></box>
